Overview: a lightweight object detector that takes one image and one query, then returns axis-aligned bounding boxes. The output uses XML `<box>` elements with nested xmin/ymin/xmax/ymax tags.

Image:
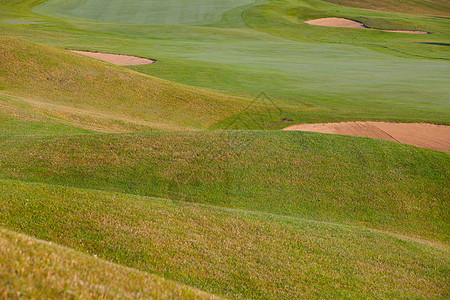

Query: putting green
<box><xmin>35</xmin><ymin>0</ymin><xmax>256</xmax><ymax>25</ymax></box>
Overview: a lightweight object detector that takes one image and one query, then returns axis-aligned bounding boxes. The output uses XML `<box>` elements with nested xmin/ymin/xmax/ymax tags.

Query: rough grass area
<box><xmin>323</xmin><ymin>0</ymin><xmax>450</xmax><ymax>17</ymax></box>
<box><xmin>0</xmin><ymin>131</ymin><xmax>448</xmax><ymax>244</ymax></box>
<box><xmin>0</xmin><ymin>94</ymin><xmax>95</xmax><ymax>136</ymax></box>
<box><xmin>0</xmin><ymin>37</ymin><xmax>251</xmax><ymax>131</ymax></box>
<box><xmin>0</xmin><ymin>227</ymin><xmax>218</xmax><ymax>299</ymax></box>
<box><xmin>0</xmin><ymin>179</ymin><xmax>448</xmax><ymax>299</ymax></box>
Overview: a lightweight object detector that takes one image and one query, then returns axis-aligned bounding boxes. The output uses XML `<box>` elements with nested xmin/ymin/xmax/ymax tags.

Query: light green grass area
<box><xmin>35</xmin><ymin>0</ymin><xmax>257</xmax><ymax>25</ymax></box>
<box><xmin>1</xmin><ymin>0</ymin><xmax>449</xmax><ymax>125</ymax></box>
<box><xmin>0</xmin><ymin>227</ymin><xmax>218</xmax><ymax>299</ymax></box>
<box><xmin>0</xmin><ymin>0</ymin><xmax>449</xmax><ymax>298</ymax></box>
<box><xmin>0</xmin><ymin>179</ymin><xmax>448</xmax><ymax>299</ymax></box>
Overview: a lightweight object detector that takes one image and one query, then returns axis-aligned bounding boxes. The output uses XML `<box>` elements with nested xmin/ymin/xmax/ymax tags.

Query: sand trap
<box><xmin>305</xmin><ymin>17</ymin><xmax>428</xmax><ymax>34</ymax></box>
<box><xmin>68</xmin><ymin>50</ymin><xmax>155</xmax><ymax>66</ymax></box>
<box><xmin>283</xmin><ymin>122</ymin><xmax>450</xmax><ymax>152</ymax></box>
<box><xmin>305</xmin><ymin>17</ymin><xmax>365</xmax><ymax>28</ymax></box>
<box><xmin>382</xmin><ymin>30</ymin><xmax>429</xmax><ymax>34</ymax></box>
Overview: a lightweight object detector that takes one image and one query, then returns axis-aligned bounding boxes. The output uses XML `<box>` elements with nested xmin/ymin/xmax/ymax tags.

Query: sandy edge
<box><xmin>305</xmin><ymin>17</ymin><xmax>429</xmax><ymax>34</ymax></box>
<box><xmin>283</xmin><ymin>122</ymin><xmax>450</xmax><ymax>152</ymax></box>
<box><xmin>68</xmin><ymin>50</ymin><xmax>156</xmax><ymax>66</ymax></box>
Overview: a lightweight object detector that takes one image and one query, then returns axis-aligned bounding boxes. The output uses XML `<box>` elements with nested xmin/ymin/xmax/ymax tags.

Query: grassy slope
<box><xmin>0</xmin><ymin>0</ymin><xmax>449</xmax><ymax>298</ymax></box>
<box><xmin>1</xmin><ymin>1</ymin><xmax>449</xmax><ymax>125</ymax></box>
<box><xmin>323</xmin><ymin>0</ymin><xmax>450</xmax><ymax>16</ymax></box>
<box><xmin>0</xmin><ymin>227</ymin><xmax>219</xmax><ymax>299</ymax></box>
<box><xmin>0</xmin><ymin>93</ymin><xmax>95</xmax><ymax>136</ymax></box>
<box><xmin>0</xmin><ymin>179</ymin><xmax>448</xmax><ymax>299</ymax></box>
<box><xmin>0</xmin><ymin>37</ymin><xmax>255</xmax><ymax>131</ymax></box>
<box><xmin>0</xmin><ymin>131</ymin><xmax>448</xmax><ymax>244</ymax></box>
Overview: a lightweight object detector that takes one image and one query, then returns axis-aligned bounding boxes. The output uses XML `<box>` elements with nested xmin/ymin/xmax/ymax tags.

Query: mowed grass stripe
<box><xmin>0</xmin><ymin>179</ymin><xmax>448</xmax><ymax>299</ymax></box>
<box><xmin>0</xmin><ymin>131</ymin><xmax>448</xmax><ymax>244</ymax></box>
<box><xmin>0</xmin><ymin>227</ymin><xmax>221</xmax><ymax>299</ymax></box>
<box><xmin>34</xmin><ymin>0</ymin><xmax>256</xmax><ymax>25</ymax></box>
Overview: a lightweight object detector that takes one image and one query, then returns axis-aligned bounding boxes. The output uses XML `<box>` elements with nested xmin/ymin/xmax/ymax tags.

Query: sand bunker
<box><xmin>283</xmin><ymin>122</ymin><xmax>450</xmax><ymax>152</ymax></box>
<box><xmin>305</xmin><ymin>18</ymin><xmax>428</xmax><ymax>34</ymax></box>
<box><xmin>305</xmin><ymin>17</ymin><xmax>365</xmax><ymax>28</ymax></box>
<box><xmin>68</xmin><ymin>50</ymin><xmax>155</xmax><ymax>66</ymax></box>
<box><xmin>382</xmin><ymin>30</ymin><xmax>429</xmax><ymax>34</ymax></box>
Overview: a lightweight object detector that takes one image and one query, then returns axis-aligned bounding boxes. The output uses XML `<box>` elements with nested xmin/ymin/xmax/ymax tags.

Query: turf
<box><xmin>0</xmin><ymin>227</ymin><xmax>219</xmax><ymax>299</ymax></box>
<box><xmin>0</xmin><ymin>37</ymin><xmax>255</xmax><ymax>131</ymax></box>
<box><xmin>0</xmin><ymin>0</ymin><xmax>449</xmax><ymax>298</ymax></box>
<box><xmin>0</xmin><ymin>131</ymin><xmax>448</xmax><ymax>244</ymax></box>
<box><xmin>323</xmin><ymin>0</ymin><xmax>450</xmax><ymax>17</ymax></box>
<box><xmin>0</xmin><ymin>93</ymin><xmax>94</xmax><ymax>136</ymax></box>
<box><xmin>1</xmin><ymin>0</ymin><xmax>449</xmax><ymax>125</ymax></box>
<box><xmin>35</xmin><ymin>0</ymin><xmax>257</xmax><ymax>25</ymax></box>
<box><xmin>0</xmin><ymin>179</ymin><xmax>448</xmax><ymax>299</ymax></box>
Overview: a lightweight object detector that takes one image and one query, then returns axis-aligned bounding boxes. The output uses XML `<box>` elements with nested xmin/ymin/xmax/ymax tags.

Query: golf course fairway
<box><xmin>0</xmin><ymin>0</ymin><xmax>448</xmax><ymax>298</ymax></box>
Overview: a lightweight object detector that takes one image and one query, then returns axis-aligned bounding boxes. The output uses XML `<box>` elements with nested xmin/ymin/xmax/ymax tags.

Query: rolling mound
<box><xmin>1</xmin><ymin>131</ymin><xmax>448</xmax><ymax>243</ymax></box>
<box><xmin>0</xmin><ymin>37</ymin><xmax>248</xmax><ymax>131</ymax></box>
<box><xmin>1</xmin><ymin>0</ymin><xmax>449</xmax><ymax>298</ymax></box>
<box><xmin>1</xmin><ymin>179</ymin><xmax>448</xmax><ymax>299</ymax></box>
<box><xmin>323</xmin><ymin>0</ymin><xmax>450</xmax><ymax>17</ymax></box>
<box><xmin>283</xmin><ymin>122</ymin><xmax>450</xmax><ymax>152</ymax></box>
<box><xmin>0</xmin><ymin>227</ymin><xmax>218</xmax><ymax>299</ymax></box>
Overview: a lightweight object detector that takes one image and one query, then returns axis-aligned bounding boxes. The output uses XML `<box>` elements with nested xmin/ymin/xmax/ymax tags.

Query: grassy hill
<box><xmin>0</xmin><ymin>131</ymin><xmax>448</xmax><ymax>244</ymax></box>
<box><xmin>0</xmin><ymin>179</ymin><xmax>448</xmax><ymax>299</ymax></box>
<box><xmin>323</xmin><ymin>0</ymin><xmax>450</xmax><ymax>16</ymax></box>
<box><xmin>0</xmin><ymin>227</ymin><xmax>219</xmax><ymax>299</ymax></box>
<box><xmin>0</xmin><ymin>0</ymin><xmax>449</xmax><ymax>298</ymax></box>
<box><xmin>0</xmin><ymin>37</ymin><xmax>254</xmax><ymax>132</ymax></box>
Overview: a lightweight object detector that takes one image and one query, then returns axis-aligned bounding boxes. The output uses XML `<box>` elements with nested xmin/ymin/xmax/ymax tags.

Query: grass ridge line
<box><xmin>0</xmin><ymin>226</ymin><xmax>223</xmax><ymax>299</ymax></box>
<box><xmin>2</xmin><ymin>178</ymin><xmax>447</xmax><ymax>252</ymax></box>
<box><xmin>2</xmin><ymin>178</ymin><xmax>448</xmax><ymax>298</ymax></box>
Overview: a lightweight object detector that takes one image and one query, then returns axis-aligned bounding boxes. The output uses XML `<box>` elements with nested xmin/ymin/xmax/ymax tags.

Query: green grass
<box><xmin>0</xmin><ymin>92</ymin><xmax>106</xmax><ymax>136</ymax></box>
<box><xmin>0</xmin><ymin>179</ymin><xmax>448</xmax><ymax>299</ymax></box>
<box><xmin>0</xmin><ymin>227</ymin><xmax>219</xmax><ymax>299</ymax></box>
<box><xmin>323</xmin><ymin>0</ymin><xmax>450</xmax><ymax>16</ymax></box>
<box><xmin>0</xmin><ymin>131</ymin><xmax>448</xmax><ymax>244</ymax></box>
<box><xmin>0</xmin><ymin>0</ymin><xmax>449</xmax><ymax>298</ymax></box>
<box><xmin>1</xmin><ymin>0</ymin><xmax>449</xmax><ymax>125</ymax></box>
<box><xmin>35</xmin><ymin>0</ymin><xmax>257</xmax><ymax>25</ymax></box>
<box><xmin>0</xmin><ymin>37</ymin><xmax>257</xmax><ymax>131</ymax></box>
